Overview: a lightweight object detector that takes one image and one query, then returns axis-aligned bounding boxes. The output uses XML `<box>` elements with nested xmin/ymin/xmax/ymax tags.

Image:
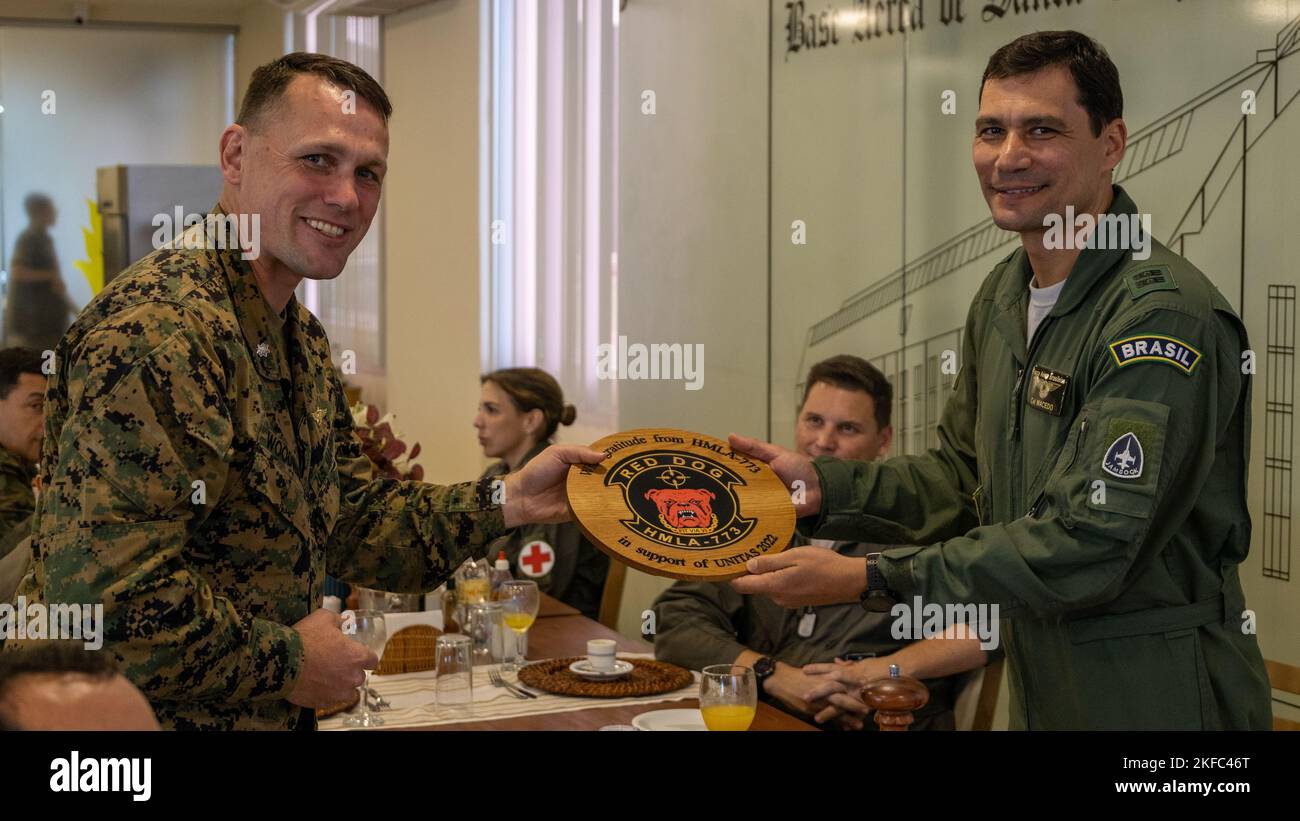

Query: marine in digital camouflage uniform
<box><xmin>4</xmin><ymin>214</ymin><xmax>505</xmax><ymax>730</ymax></box>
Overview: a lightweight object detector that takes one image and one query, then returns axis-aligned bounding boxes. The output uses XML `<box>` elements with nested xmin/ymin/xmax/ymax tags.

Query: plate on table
<box><xmin>631</xmin><ymin>708</ymin><xmax>707</xmax><ymax>732</ymax></box>
<box><xmin>569</xmin><ymin>659</ymin><xmax>634</xmax><ymax>681</ymax></box>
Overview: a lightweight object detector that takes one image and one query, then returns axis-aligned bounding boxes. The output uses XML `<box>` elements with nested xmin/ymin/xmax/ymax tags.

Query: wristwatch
<box><xmin>752</xmin><ymin>655</ymin><xmax>777</xmax><ymax>687</ymax></box>
<box><xmin>859</xmin><ymin>552</ymin><xmax>897</xmax><ymax>613</ymax></box>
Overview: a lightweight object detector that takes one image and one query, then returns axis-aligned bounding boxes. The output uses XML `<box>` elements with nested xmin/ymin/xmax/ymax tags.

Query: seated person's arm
<box><xmin>803</xmin><ymin>626</ymin><xmax>990</xmax><ymax>727</ymax></box>
<box><xmin>654</xmin><ymin>582</ymin><xmax>836</xmax><ymax>720</ymax></box>
<box><xmin>734</xmin><ymin>647</ymin><xmax>835</xmax><ymax>719</ymax></box>
<box><xmin>652</xmin><ymin>580</ymin><xmax>749</xmax><ymax>672</ymax></box>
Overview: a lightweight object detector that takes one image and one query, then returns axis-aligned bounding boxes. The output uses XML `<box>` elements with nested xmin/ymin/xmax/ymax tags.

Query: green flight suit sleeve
<box><xmin>868</xmin><ymin>303</ymin><xmax>1243</xmax><ymax>615</ymax></box>
<box><xmin>804</xmin><ymin>311</ymin><xmax>982</xmax><ymax>546</ymax></box>
<box><xmin>325</xmin><ymin>368</ymin><xmax>507</xmax><ymax>594</ymax></box>
<box><xmin>652</xmin><ymin>580</ymin><xmax>750</xmax><ymax>671</ymax></box>
<box><xmin>39</xmin><ymin>305</ymin><xmax>306</xmax><ymax>704</ymax></box>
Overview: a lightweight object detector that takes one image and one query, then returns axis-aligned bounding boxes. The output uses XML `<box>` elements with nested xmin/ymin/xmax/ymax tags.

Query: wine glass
<box><xmin>699</xmin><ymin>664</ymin><xmax>757</xmax><ymax>731</ymax></box>
<box><xmin>343</xmin><ymin>609</ymin><xmax>387</xmax><ymax>728</ymax></box>
<box><xmin>458</xmin><ymin>559</ymin><xmax>492</xmax><ymax>606</ymax></box>
<box><xmin>497</xmin><ymin>580</ymin><xmax>539</xmax><ymax>673</ymax></box>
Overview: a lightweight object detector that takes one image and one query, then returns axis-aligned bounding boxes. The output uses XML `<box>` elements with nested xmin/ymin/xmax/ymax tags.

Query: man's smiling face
<box><xmin>973</xmin><ymin>65</ymin><xmax>1120</xmax><ymax>236</ymax></box>
<box><xmin>233</xmin><ymin>73</ymin><xmax>388</xmax><ymax>281</ymax></box>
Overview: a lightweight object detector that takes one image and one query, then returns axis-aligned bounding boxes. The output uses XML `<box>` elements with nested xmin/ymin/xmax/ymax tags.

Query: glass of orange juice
<box><xmin>699</xmin><ymin>664</ymin><xmax>757</xmax><ymax>731</ymax></box>
<box><xmin>498</xmin><ymin>580</ymin><xmax>539</xmax><ymax>672</ymax></box>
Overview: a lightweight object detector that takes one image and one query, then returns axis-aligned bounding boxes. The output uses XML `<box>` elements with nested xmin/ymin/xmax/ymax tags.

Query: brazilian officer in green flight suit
<box><xmin>475</xmin><ymin>368</ymin><xmax>609</xmax><ymax>620</ymax></box>
<box><xmin>729</xmin><ymin>31</ymin><xmax>1271</xmax><ymax>730</ymax></box>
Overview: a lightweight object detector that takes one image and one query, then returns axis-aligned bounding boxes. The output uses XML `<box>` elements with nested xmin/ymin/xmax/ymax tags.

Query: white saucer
<box><xmin>569</xmin><ymin>658</ymin><xmax>634</xmax><ymax>681</ymax></box>
<box><xmin>631</xmin><ymin>708</ymin><xmax>707</xmax><ymax>732</ymax></box>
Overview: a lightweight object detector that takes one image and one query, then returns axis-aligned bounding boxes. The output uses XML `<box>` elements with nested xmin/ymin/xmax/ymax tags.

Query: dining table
<box><xmin>393</xmin><ymin>593</ymin><xmax>816</xmax><ymax>731</ymax></box>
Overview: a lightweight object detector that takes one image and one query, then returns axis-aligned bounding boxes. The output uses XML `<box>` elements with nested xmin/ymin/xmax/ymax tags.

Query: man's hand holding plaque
<box><xmin>724</xmin><ymin>432</ymin><xmax>869</xmax><ymax>608</ymax></box>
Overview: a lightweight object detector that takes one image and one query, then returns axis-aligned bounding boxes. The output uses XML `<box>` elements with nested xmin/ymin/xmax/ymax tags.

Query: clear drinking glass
<box><xmin>342</xmin><ymin>609</ymin><xmax>387</xmax><ymax>728</ymax></box>
<box><xmin>465</xmin><ymin>601</ymin><xmax>505</xmax><ymax>666</ymax></box>
<box><xmin>356</xmin><ymin>586</ymin><xmax>420</xmax><ymax>613</ymax></box>
<box><xmin>699</xmin><ymin>664</ymin><xmax>757</xmax><ymax>731</ymax></box>
<box><xmin>497</xmin><ymin>580</ymin><xmax>539</xmax><ymax>673</ymax></box>
<box><xmin>435</xmin><ymin>633</ymin><xmax>474</xmax><ymax>708</ymax></box>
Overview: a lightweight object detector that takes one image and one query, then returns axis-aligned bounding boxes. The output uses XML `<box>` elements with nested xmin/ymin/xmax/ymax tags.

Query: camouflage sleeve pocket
<box><xmin>70</xmin><ymin>333</ymin><xmax>233</xmax><ymax>519</ymax></box>
<box><xmin>245</xmin><ymin>445</ymin><xmax>315</xmax><ymax>545</ymax></box>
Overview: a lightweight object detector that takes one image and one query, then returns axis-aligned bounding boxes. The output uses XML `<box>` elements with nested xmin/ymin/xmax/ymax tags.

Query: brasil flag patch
<box><xmin>1108</xmin><ymin>334</ymin><xmax>1202</xmax><ymax>375</ymax></box>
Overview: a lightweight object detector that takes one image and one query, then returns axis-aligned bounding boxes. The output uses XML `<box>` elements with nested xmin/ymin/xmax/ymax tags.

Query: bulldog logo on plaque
<box><xmin>608</xmin><ymin>450</ymin><xmax>755</xmax><ymax>548</ymax></box>
<box><xmin>566</xmin><ymin>429</ymin><xmax>796</xmax><ymax>580</ymax></box>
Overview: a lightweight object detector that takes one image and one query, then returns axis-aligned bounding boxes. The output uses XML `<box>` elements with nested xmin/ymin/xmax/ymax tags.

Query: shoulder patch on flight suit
<box><xmin>1102</xmin><ymin>432</ymin><xmax>1144</xmax><ymax>479</ymax></box>
<box><xmin>1124</xmin><ymin>265</ymin><xmax>1177</xmax><ymax>300</ymax></box>
<box><xmin>1098</xmin><ymin>417</ymin><xmax>1161</xmax><ymax>482</ymax></box>
<box><xmin>518</xmin><ymin>540</ymin><xmax>555</xmax><ymax>578</ymax></box>
<box><xmin>1108</xmin><ymin>334</ymin><xmax>1201</xmax><ymax>375</ymax></box>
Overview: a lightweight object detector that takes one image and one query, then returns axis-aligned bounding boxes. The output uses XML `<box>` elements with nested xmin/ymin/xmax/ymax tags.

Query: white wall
<box><xmin>382</xmin><ymin>0</ymin><xmax>487</xmax><ymax>487</ymax></box>
<box><xmin>236</xmin><ymin>0</ymin><xmax>289</xmax><ymax>116</ymax></box>
<box><xmin>614</xmin><ymin>0</ymin><xmax>770</xmax><ymax>637</ymax></box>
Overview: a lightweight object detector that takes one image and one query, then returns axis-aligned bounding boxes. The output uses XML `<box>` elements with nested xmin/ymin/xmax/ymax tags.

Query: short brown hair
<box><xmin>0</xmin><ymin>642</ymin><xmax>121</xmax><ymax>731</ymax></box>
<box><xmin>980</xmin><ymin>30</ymin><xmax>1122</xmax><ymax>137</ymax></box>
<box><xmin>0</xmin><ymin>347</ymin><xmax>45</xmax><ymax>400</ymax></box>
<box><xmin>482</xmin><ymin>368</ymin><xmax>576</xmax><ymax>441</ymax></box>
<box><xmin>801</xmin><ymin>355</ymin><xmax>892</xmax><ymax>430</ymax></box>
<box><xmin>237</xmin><ymin>52</ymin><xmax>392</xmax><ymax>131</ymax></box>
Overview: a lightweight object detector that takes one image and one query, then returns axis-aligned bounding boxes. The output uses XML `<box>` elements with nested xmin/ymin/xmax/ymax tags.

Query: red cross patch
<box><xmin>518</xmin><ymin>541</ymin><xmax>555</xmax><ymax>578</ymax></box>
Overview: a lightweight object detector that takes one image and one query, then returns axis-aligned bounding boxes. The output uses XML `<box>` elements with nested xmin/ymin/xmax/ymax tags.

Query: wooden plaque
<box><xmin>566</xmin><ymin>428</ymin><xmax>796</xmax><ymax>581</ymax></box>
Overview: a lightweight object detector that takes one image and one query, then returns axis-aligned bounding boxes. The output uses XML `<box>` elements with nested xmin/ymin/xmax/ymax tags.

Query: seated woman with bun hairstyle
<box><xmin>475</xmin><ymin>368</ymin><xmax>610</xmax><ymax>620</ymax></box>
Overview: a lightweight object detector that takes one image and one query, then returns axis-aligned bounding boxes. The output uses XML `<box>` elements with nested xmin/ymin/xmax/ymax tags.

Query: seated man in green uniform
<box><xmin>476</xmin><ymin>368</ymin><xmax>609</xmax><ymax>620</ymax></box>
<box><xmin>0</xmin><ymin>348</ymin><xmax>45</xmax><ymax>561</ymax></box>
<box><xmin>730</xmin><ymin>32</ymin><xmax>1271</xmax><ymax>730</ymax></box>
<box><xmin>654</xmin><ymin>356</ymin><xmax>989</xmax><ymax>729</ymax></box>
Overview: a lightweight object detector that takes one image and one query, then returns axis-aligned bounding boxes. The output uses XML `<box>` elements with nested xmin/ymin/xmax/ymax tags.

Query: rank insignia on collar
<box><xmin>1102</xmin><ymin>432</ymin><xmax>1144</xmax><ymax>479</ymax></box>
<box><xmin>1124</xmin><ymin>265</ymin><xmax>1177</xmax><ymax>300</ymax></box>
<box><xmin>256</xmin><ymin>342</ymin><xmax>270</xmax><ymax>358</ymax></box>
<box><xmin>1026</xmin><ymin>365</ymin><xmax>1070</xmax><ymax>416</ymax></box>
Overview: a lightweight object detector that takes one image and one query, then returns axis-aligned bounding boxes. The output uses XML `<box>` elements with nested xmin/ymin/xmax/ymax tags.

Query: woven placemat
<box><xmin>518</xmin><ymin>657</ymin><xmax>693</xmax><ymax>698</ymax></box>
<box><xmin>378</xmin><ymin>624</ymin><xmax>442</xmax><ymax>675</ymax></box>
<box><xmin>316</xmin><ymin>691</ymin><xmax>359</xmax><ymax>720</ymax></box>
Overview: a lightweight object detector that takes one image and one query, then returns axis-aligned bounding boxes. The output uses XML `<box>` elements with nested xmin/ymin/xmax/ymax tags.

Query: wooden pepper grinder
<box><xmin>861</xmin><ymin>664</ymin><xmax>929</xmax><ymax>731</ymax></box>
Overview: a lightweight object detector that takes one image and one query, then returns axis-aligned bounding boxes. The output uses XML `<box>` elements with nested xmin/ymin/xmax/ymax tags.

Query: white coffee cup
<box><xmin>587</xmin><ymin>639</ymin><xmax>618</xmax><ymax>672</ymax></box>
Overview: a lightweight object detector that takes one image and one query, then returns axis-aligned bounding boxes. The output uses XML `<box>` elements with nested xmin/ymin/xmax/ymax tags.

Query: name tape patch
<box><xmin>1108</xmin><ymin>334</ymin><xmax>1201</xmax><ymax>375</ymax></box>
<box><xmin>1026</xmin><ymin>365</ymin><xmax>1070</xmax><ymax>416</ymax></box>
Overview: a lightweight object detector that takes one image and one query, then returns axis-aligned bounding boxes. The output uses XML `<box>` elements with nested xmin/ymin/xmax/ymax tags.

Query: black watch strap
<box><xmin>860</xmin><ymin>553</ymin><xmax>896</xmax><ymax>613</ymax></box>
<box><xmin>752</xmin><ymin>655</ymin><xmax>776</xmax><ymax>684</ymax></box>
